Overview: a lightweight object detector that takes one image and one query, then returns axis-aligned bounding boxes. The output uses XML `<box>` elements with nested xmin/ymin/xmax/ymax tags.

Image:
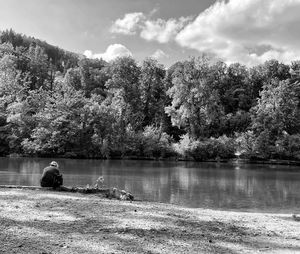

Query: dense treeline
<box><xmin>1</xmin><ymin>30</ymin><xmax>300</xmax><ymax>160</ymax></box>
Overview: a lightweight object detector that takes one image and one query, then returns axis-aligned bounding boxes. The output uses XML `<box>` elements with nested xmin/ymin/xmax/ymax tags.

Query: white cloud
<box><xmin>84</xmin><ymin>44</ymin><xmax>133</xmax><ymax>62</ymax></box>
<box><xmin>151</xmin><ymin>49</ymin><xmax>169</xmax><ymax>59</ymax></box>
<box><xmin>110</xmin><ymin>12</ymin><xmax>145</xmax><ymax>35</ymax></box>
<box><xmin>83</xmin><ymin>50</ymin><xmax>93</xmax><ymax>59</ymax></box>
<box><xmin>110</xmin><ymin>1</ymin><xmax>300</xmax><ymax>65</ymax></box>
<box><xmin>111</xmin><ymin>12</ymin><xmax>191</xmax><ymax>43</ymax></box>
<box><xmin>140</xmin><ymin>17</ymin><xmax>190</xmax><ymax>43</ymax></box>
<box><xmin>176</xmin><ymin>0</ymin><xmax>300</xmax><ymax>65</ymax></box>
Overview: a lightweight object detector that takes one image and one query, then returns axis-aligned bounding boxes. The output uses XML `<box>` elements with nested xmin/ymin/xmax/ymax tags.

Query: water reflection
<box><xmin>0</xmin><ymin>158</ymin><xmax>299</xmax><ymax>212</ymax></box>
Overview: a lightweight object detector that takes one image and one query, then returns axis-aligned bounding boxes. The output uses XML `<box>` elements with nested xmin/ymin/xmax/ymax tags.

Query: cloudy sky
<box><xmin>1</xmin><ymin>0</ymin><xmax>300</xmax><ymax>67</ymax></box>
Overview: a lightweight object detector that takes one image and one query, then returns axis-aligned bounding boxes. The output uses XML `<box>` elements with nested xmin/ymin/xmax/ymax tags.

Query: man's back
<box><xmin>40</xmin><ymin>165</ymin><xmax>62</xmax><ymax>188</ymax></box>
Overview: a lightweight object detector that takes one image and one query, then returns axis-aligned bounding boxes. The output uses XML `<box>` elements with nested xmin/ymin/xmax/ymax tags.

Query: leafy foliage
<box><xmin>1</xmin><ymin>30</ymin><xmax>300</xmax><ymax>160</ymax></box>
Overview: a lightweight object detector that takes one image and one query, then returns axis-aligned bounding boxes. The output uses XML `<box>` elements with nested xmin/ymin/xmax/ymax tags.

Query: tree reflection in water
<box><xmin>0</xmin><ymin>158</ymin><xmax>299</xmax><ymax>212</ymax></box>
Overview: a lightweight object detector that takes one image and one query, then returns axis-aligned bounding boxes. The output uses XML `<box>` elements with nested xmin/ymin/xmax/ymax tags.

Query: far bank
<box><xmin>5</xmin><ymin>153</ymin><xmax>300</xmax><ymax>167</ymax></box>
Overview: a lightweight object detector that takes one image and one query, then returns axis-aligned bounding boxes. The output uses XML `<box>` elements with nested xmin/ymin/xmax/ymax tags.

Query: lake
<box><xmin>0</xmin><ymin>157</ymin><xmax>299</xmax><ymax>212</ymax></box>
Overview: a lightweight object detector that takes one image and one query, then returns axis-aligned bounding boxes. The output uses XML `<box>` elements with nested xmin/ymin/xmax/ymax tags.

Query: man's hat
<box><xmin>50</xmin><ymin>161</ymin><xmax>59</xmax><ymax>168</ymax></box>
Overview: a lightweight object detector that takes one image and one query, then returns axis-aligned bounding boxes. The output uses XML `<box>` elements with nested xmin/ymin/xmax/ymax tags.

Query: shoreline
<box><xmin>4</xmin><ymin>154</ymin><xmax>300</xmax><ymax>167</ymax></box>
<box><xmin>0</xmin><ymin>188</ymin><xmax>299</xmax><ymax>254</ymax></box>
<box><xmin>0</xmin><ymin>185</ymin><xmax>298</xmax><ymax>215</ymax></box>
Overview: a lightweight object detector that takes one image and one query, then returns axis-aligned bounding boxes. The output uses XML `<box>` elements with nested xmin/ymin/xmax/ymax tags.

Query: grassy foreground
<box><xmin>0</xmin><ymin>189</ymin><xmax>299</xmax><ymax>254</ymax></box>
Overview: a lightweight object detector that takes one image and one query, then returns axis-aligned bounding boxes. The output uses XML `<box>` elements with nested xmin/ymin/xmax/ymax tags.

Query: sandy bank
<box><xmin>0</xmin><ymin>188</ymin><xmax>299</xmax><ymax>254</ymax></box>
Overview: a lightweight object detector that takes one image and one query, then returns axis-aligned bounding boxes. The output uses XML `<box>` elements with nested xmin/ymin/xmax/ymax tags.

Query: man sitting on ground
<box><xmin>40</xmin><ymin>161</ymin><xmax>63</xmax><ymax>188</ymax></box>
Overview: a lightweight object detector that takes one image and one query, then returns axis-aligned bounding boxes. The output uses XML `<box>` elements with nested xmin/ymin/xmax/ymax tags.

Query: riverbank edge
<box><xmin>0</xmin><ymin>187</ymin><xmax>300</xmax><ymax>254</ymax></box>
<box><xmin>5</xmin><ymin>154</ymin><xmax>300</xmax><ymax>166</ymax></box>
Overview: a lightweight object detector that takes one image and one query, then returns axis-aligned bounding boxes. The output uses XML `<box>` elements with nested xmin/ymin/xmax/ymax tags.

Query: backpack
<box><xmin>53</xmin><ymin>174</ymin><xmax>63</xmax><ymax>188</ymax></box>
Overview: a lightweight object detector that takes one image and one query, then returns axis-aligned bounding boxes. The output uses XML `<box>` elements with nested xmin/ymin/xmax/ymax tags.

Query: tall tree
<box><xmin>25</xmin><ymin>44</ymin><xmax>50</xmax><ymax>90</ymax></box>
<box><xmin>165</xmin><ymin>57</ymin><xmax>224</xmax><ymax>139</ymax></box>
<box><xmin>250</xmin><ymin>79</ymin><xmax>300</xmax><ymax>158</ymax></box>
<box><xmin>139</xmin><ymin>58</ymin><xmax>166</xmax><ymax>127</ymax></box>
<box><xmin>105</xmin><ymin>56</ymin><xmax>142</xmax><ymax>130</ymax></box>
<box><xmin>22</xmin><ymin>79</ymin><xmax>89</xmax><ymax>156</ymax></box>
<box><xmin>0</xmin><ymin>49</ymin><xmax>31</xmax><ymax>154</ymax></box>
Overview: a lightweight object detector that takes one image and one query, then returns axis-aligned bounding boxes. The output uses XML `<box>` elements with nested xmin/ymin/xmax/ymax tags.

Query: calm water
<box><xmin>0</xmin><ymin>157</ymin><xmax>299</xmax><ymax>212</ymax></box>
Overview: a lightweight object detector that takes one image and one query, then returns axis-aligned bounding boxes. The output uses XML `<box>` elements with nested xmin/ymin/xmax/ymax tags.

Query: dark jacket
<box><xmin>40</xmin><ymin>166</ymin><xmax>63</xmax><ymax>188</ymax></box>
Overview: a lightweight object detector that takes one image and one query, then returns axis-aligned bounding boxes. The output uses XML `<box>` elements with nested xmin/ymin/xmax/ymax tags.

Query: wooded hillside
<box><xmin>1</xmin><ymin>30</ymin><xmax>300</xmax><ymax>160</ymax></box>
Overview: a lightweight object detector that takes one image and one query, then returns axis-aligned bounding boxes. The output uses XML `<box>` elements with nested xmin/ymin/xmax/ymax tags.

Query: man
<box><xmin>40</xmin><ymin>161</ymin><xmax>63</xmax><ymax>188</ymax></box>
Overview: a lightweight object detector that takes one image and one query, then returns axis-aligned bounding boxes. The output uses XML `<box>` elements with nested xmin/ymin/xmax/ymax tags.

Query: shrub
<box><xmin>235</xmin><ymin>131</ymin><xmax>256</xmax><ymax>158</ymax></box>
<box><xmin>172</xmin><ymin>134</ymin><xmax>200</xmax><ymax>159</ymax></box>
<box><xmin>122</xmin><ymin>125</ymin><xmax>174</xmax><ymax>159</ymax></box>
<box><xmin>174</xmin><ymin>134</ymin><xmax>236</xmax><ymax>161</ymax></box>
<box><xmin>275</xmin><ymin>133</ymin><xmax>300</xmax><ymax>160</ymax></box>
<box><xmin>141</xmin><ymin>126</ymin><xmax>173</xmax><ymax>158</ymax></box>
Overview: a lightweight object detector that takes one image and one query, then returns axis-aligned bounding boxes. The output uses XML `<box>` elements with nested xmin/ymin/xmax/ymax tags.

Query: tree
<box><xmin>87</xmin><ymin>94</ymin><xmax>121</xmax><ymax>158</ymax></box>
<box><xmin>0</xmin><ymin>50</ymin><xmax>31</xmax><ymax>154</ymax></box>
<box><xmin>105</xmin><ymin>56</ymin><xmax>143</xmax><ymax>131</ymax></box>
<box><xmin>262</xmin><ymin>59</ymin><xmax>290</xmax><ymax>81</ymax></box>
<box><xmin>7</xmin><ymin>88</ymin><xmax>48</xmax><ymax>153</ymax></box>
<box><xmin>250</xmin><ymin>79</ymin><xmax>300</xmax><ymax>158</ymax></box>
<box><xmin>0</xmin><ymin>29</ymin><xmax>24</xmax><ymax>48</ymax></box>
<box><xmin>165</xmin><ymin>57</ymin><xmax>224</xmax><ymax>139</ymax></box>
<box><xmin>252</xmin><ymin>79</ymin><xmax>300</xmax><ymax>136</ymax></box>
<box><xmin>25</xmin><ymin>44</ymin><xmax>50</xmax><ymax>90</ymax></box>
<box><xmin>77</xmin><ymin>58</ymin><xmax>108</xmax><ymax>97</ymax></box>
<box><xmin>22</xmin><ymin>79</ymin><xmax>89</xmax><ymax>157</ymax></box>
<box><xmin>221</xmin><ymin>63</ymin><xmax>251</xmax><ymax>113</ymax></box>
<box><xmin>139</xmin><ymin>58</ymin><xmax>166</xmax><ymax>127</ymax></box>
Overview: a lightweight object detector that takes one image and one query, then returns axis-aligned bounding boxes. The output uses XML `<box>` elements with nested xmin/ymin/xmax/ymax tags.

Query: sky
<box><xmin>1</xmin><ymin>0</ymin><xmax>300</xmax><ymax>67</ymax></box>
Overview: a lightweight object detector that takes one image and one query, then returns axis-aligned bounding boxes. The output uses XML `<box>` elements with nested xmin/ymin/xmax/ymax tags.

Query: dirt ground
<box><xmin>0</xmin><ymin>188</ymin><xmax>299</xmax><ymax>254</ymax></box>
